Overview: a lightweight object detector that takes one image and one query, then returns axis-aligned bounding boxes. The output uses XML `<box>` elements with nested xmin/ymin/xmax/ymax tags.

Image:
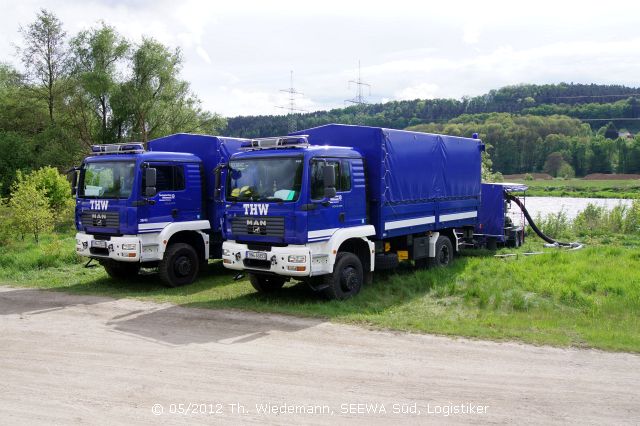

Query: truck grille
<box><xmin>231</xmin><ymin>216</ymin><xmax>285</xmax><ymax>238</ymax></box>
<box><xmin>81</xmin><ymin>211</ymin><xmax>119</xmax><ymax>228</ymax></box>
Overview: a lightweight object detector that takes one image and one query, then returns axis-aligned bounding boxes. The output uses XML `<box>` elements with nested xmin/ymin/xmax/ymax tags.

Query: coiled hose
<box><xmin>505</xmin><ymin>193</ymin><xmax>583</xmax><ymax>249</ymax></box>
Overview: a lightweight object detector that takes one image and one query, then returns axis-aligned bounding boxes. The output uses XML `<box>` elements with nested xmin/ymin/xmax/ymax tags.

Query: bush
<box><xmin>8</xmin><ymin>180</ymin><xmax>54</xmax><ymax>242</ymax></box>
<box><xmin>13</xmin><ymin>166</ymin><xmax>74</xmax><ymax>229</ymax></box>
<box><xmin>534</xmin><ymin>210</ymin><xmax>572</xmax><ymax>239</ymax></box>
<box><xmin>558</xmin><ymin>163</ymin><xmax>575</xmax><ymax>179</ymax></box>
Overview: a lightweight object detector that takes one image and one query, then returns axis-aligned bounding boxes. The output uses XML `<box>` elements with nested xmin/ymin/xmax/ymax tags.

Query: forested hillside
<box><xmin>224</xmin><ymin>83</ymin><xmax>640</xmax><ymax>138</ymax></box>
<box><xmin>225</xmin><ymin>84</ymin><xmax>640</xmax><ymax>177</ymax></box>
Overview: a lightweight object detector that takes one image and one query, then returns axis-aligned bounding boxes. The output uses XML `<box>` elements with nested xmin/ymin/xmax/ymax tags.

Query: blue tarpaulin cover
<box><xmin>293</xmin><ymin>124</ymin><xmax>484</xmax><ymax>238</ymax></box>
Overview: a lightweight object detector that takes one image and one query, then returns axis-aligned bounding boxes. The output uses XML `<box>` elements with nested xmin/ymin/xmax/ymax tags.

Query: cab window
<box><xmin>310</xmin><ymin>159</ymin><xmax>351</xmax><ymax>200</ymax></box>
<box><xmin>142</xmin><ymin>165</ymin><xmax>185</xmax><ymax>192</ymax></box>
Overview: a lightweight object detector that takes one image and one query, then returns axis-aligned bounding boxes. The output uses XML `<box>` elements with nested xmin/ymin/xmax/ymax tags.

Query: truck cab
<box><xmin>222</xmin><ymin>136</ymin><xmax>375</xmax><ymax>298</ymax></box>
<box><xmin>74</xmin><ymin>134</ymin><xmax>245</xmax><ymax>286</ymax></box>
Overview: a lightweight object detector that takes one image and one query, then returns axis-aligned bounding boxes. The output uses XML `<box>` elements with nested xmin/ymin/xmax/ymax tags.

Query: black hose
<box><xmin>505</xmin><ymin>193</ymin><xmax>574</xmax><ymax>247</ymax></box>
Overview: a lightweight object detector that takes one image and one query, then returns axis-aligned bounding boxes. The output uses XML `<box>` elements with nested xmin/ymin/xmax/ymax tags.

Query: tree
<box><xmin>69</xmin><ymin>23</ymin><xmax>129</xmax><ymax>143</ymax></box>
<box><xmin>543</xmin><ymin>152</ymin><xmax>565</xmax><ymax>177</ymax></box>
<box><xmin>603</xmin><ymin>122</ymin><xmax>619</xmax><ymax>140</ymax></box>
<box><xmin>0</xmin><ymin>131</ymin><xmax>33</xmax><ymax>196</ymax></box>
<box><xmin>18</xmin><ymin>9</ymin><xmax>69</xmax><ymax>124</ymax></box>
<box><xmin>8</xmin><ymin>180</ymin><xmax>54</xmax><ymax>242</ymax></box>
<box><xmin>122</xmin><ymin>38</ymin><xmax>185</xmax><ymax>142</ymax></box>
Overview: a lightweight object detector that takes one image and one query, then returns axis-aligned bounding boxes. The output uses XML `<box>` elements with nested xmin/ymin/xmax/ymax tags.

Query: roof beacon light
<box><xmin>91</xmin><ymin>143</ymin><xmax>145</xmax><ymax>155</ymax></box>
<box><xmin>241</xmin><ymin>135</ymin><xmax>309</xmax><ymax>150</ymax></box>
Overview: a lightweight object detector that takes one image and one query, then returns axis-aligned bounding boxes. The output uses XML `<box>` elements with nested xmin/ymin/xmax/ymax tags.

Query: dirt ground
<box><xmin>1</xmin><ymin>286</ymin><xmax>639</xmax><ymax>425</ymax></box>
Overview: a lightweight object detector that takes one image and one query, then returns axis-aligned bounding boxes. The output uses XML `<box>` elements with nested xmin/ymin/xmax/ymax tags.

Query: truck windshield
<box><xmin>227</xmin><ymin>157</ymin><xmax>303</xmax><ymax>202</ymax></box>
<box><xmin>79</xmin><ymin>161</ymin><xmax>136</xmax><ymax>199</ymax></box>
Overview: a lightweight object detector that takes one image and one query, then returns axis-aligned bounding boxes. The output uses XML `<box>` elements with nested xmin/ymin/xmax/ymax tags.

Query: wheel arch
<box><xmin>166</xmin><ymin>230</ymin><xmax>208</xmax><ymax>262</ymax></box>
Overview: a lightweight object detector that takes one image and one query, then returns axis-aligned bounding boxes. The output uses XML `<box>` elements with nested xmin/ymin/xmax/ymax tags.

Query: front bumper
<box><xmin>222</xmin><ymin>241</ymin><xmax>311</xmax><ymax>277</ymax></box>
<box><xmin>75</xmin><ymin>232</ymin><xmax>140</xmax><ymax>262</ymax></box>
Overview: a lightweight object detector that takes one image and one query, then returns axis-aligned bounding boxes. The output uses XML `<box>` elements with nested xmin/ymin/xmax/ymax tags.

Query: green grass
<box><xmin>512</xmin><ymin>178</ymin><xmax>640</xmax><ymax>198</ymax></box>
<box><xmin>1</xmin><ymin>232</ymin><xmax>639</xmax><ymax>353</ymax></box>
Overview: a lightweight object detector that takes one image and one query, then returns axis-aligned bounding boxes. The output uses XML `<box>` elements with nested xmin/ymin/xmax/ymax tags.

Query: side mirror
<box><xmin>71</xmin><ymin>170</ymin><xmax>79</xmax><ymax>196</ymax></box>
<box><xmin>322</xmin><ymin>164</ymin><xmax>336</xmax><ymax>188</ymax></box>
<box><xmin>213</xmin><ymin>164</ymin><xmax>226</xmax><ymax>200</ymax></box>
<box><xmin>145</xmin><ymin>167</ymin><xmax>157</xmax><ymax>197</ymax></box>
<box><xmin>66</xmin><ymin>167</ymin><xmax>79</xmax><ymax>197</ymax></box>
<box><xmin>322</xmin><ymin>164</ymin><xmax>337</xmax><ymax>199</ymax></box>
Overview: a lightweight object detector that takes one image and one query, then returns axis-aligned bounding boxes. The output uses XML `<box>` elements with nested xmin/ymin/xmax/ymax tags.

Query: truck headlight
<box><xmin>122</xmin><ymin>243</ymin><xmax>137</xmax><ymax>250</ymax></box>
<box><xmin>223</xmin><ymin>248</ymin><xmax>231</xmax><ymax>256</ymax></box>
<box><xmin>288</xmin><ymin>255</ymin><xmax>306</xmax><ymax>263</ymax></box>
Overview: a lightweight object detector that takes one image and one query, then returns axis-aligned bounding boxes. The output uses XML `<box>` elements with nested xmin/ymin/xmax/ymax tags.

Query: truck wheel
<box><xmin>322</xmin><ymin>252</ymin><xmax>363</xmax><ymax>300</ymax></box>
<box><xmin>428</xmin><ymin>236</ymin><xmax>453</xmax><ymax>268</ymax></box>
<box><xmin>103</xmin><ymin>261</ymin><xmax>140</xmax><ymax>280</ymax></box>
<box><xmin>249</xmin><ymin>273</ymin><xmax>286</xmax><ymax>293</ymax></box>
<box><xmin>159</xmin><ymin>243</ymin><xmax>200</xmax><ymax>287</ymax></box>
<box><xmin>515</xmin><ymin>232</ymin><xmax>522</xmax><ymax>248</ymax></box>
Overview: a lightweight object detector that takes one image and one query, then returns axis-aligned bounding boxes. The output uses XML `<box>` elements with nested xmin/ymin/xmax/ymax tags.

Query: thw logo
<box><xmin>243</xmin><ymin>204</ymin><xmax>269</xmax><ymax>215</ymax></box>
<box><xmin>90</xmin><ymin>200</ymin><xmax>109</xmax><ymax>210</ymax></box>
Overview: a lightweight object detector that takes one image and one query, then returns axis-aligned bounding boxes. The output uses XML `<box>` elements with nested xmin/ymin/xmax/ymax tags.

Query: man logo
<box><xmin>246</xmin><ymin>218</ymin><xmax>267</xmax><ymax>234</ymax></box>
<box><xmin>243</xmin><ymin>203</ymin><xmax>269</xmax><ymax>215</ymax></box>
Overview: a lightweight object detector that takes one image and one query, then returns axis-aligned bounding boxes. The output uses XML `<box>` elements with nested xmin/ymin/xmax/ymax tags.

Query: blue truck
<box><xmin>73</xmin><ymin>133</ymin><xmax>246</xmax><ymax>287</ymax></box>
<box><xmin>221</xmin><ymin>124</ymin><xmax>523</xmax><ymax>299</ymax></box>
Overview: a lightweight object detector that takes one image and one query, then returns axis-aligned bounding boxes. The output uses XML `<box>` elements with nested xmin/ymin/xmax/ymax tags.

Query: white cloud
<box><xmin>3</xmin><ymin>1</ymin><xmax>640</xmax><ymax>116</ymax></box>
<box><xmin>395</xmin><ymin>83</ymin><xmax>439</xmax><ymax>101</ymax></box>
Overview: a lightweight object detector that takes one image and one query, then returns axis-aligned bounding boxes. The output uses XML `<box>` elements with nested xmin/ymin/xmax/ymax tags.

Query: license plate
<box><xmin>92</xmin><ymin>240</ymin><xmax>107</xmax><ymax>248</ymax></box>
<box><xmin>246</xmin><ymin>250</ymin><xmax>267</xmax><ymax>260</ymax></box>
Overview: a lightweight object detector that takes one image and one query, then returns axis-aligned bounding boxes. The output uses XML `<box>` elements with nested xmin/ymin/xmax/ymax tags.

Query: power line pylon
<box><xmin>345</xmin><ymin>60</ymin><xmax>371</xmax><ymax>124</ymax></box>
<box><xmin>276</xmin><ymin>70</ymin><xmax>306</xmax><ymax>133</ymax></box>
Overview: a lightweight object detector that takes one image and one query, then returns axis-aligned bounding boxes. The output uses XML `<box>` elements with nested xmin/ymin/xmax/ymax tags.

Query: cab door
<box><xmin>139</xmin><ymin>162</ymin><xmax>201</xmax><ymax>232</ymax></box>
<box><xmin>306</xmin><ymin>158</ymin><xmax>348</xmax><ymax>243</ymax></box>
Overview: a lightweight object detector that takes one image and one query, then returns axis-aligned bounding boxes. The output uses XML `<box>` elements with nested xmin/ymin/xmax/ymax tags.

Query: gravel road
<box><xmin>1</xmin><ymin>286</ymin><xmax>638</xmax><ymax>425</ymax></box>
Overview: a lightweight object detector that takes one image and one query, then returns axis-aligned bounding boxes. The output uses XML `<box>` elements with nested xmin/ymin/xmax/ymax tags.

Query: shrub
<box><xmin>8</xmin><ymin>181</ymin><xmax>54</xmax><ymax>242</ymax></box>
<box><xmin>13</xmin><ymin>166</ymin><xmax>74</xmax><ymax>229</ymax></box>
<box><xmin>558</xmin><ymin>163</ymin><xmax>575</xmax><ymax>179</ymax></box>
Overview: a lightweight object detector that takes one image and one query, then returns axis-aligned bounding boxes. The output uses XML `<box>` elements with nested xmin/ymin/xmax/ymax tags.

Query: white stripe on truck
<box><xmin>384</xmin><ymin>216</ymin><xmax>435</xmax><ymax>230</ymax></box>
<box><xmin>439</xmin><ymin>211</ymin><xmax>477</xmax><ymax>222</ymax></box>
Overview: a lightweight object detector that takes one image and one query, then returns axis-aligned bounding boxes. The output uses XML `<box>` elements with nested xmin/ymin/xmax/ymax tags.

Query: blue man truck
<box><xmin>73</xmin><ymin>133</ymin><xmax>246</xmax><ymax>287</ymax></box>
<box><xmin>221</xmin><ymin>124</ymin><xmax>522</xmax><ymax>300</ymax></box>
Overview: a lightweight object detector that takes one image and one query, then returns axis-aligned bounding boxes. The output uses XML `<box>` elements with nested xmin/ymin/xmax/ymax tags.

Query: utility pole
<box><xmin>345</xmin><ymin>60</ymin><xmax>371</xmax><ymax>124</ymax></box>
<box><xmin>276</xmin><ymin>70</ymin><xmax>306</xmax><ymax>133</ymax></box>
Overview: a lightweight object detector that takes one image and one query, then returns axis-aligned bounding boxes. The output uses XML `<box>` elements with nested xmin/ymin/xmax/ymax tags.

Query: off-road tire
<box><xmin>103</xmin><ymin>260</ymin><xmax>140</xmax><ymax>280</ymax></box>
<box><xmin>159</xmin><ymin>243</ymin><xmax>200</xmax><ymax>287</ymax></box>
<box><xmin>322</xmin><ymin>252</ymin><xmax>363</xmax><ymax>300</ymax></box>
<box><xmin>249</xmin><ymin>273</ymin><xmax>286</xmax><ymax>293</ymax></box>
<box><xmin>428</xmin><ymin>235</ymin><xmax>453</xmax><ymax>268</ymax></box>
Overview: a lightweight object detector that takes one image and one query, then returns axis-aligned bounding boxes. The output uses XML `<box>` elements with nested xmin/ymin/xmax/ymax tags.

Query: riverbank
<box><xmin>1</xmin><ymin>231</ymin><xmax>639</xmax><ymax>352</ymax></box>
<box><xmin>508</xmin><ymin>178</ymin><xmax>640</xmax><ymax>198</ymax></box>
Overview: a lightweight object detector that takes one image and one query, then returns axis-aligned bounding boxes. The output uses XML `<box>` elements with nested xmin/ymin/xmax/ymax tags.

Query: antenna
<box><xmin>344</xmin><ymin>59</ymin><xmax>371</xmax><ymax>124</ymax></box>
<box><xmin>276</xmin><ymin>70</ymin><xmax>307</xmax><ymax>133</ymax></box>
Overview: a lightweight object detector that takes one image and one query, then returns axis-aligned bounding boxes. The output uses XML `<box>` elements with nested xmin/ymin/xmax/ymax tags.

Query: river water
<box><xmin>509</xmin><ymin>196</ymin><xmax>633</xmax><ymax>220</ymax></box>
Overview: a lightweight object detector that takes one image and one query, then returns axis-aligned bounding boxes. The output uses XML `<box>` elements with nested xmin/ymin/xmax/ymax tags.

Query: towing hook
<box><xmin>235</xmin><ymin>252</ymin><xmax>241</xmax><ymax>261</ymax></box>
<box><xmin>270</xmin><ymin>255</ymin><xmax>278</xmax><ymax>265</ymax></box>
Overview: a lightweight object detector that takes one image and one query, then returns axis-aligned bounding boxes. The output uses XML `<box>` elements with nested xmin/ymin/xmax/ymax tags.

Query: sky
<box><xmin>2</xmin><ymin>0</ymin><xmax>640</xmax><ymax>117</ymax></box>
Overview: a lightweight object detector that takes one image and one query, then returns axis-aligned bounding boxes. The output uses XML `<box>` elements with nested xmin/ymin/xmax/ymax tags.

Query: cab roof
<box><xmin>230</xmin><ymin>145</ymin><xmax>361</xmax><ymax>160</ymax></box>
<box><xmin>84</xmin><ymin>151</ymin><xmax>201</xmax><ymax>163</ymax></box>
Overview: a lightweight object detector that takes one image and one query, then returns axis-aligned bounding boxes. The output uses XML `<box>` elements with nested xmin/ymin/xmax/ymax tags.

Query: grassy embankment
<box><xmin>1</xmin><ymin>226</ymin><xmax>638</xmax><ymax>353</ymax></box>
<box><xmin>511</xmin><ymin>178</ymin><xmax>640</xmax><ymax>199</ymax></box>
